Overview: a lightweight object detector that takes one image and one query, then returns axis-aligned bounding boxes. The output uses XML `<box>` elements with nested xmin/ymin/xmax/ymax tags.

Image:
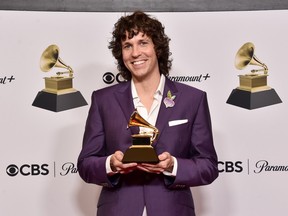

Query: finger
<box><xmin>138</xmin><ymin>164</ymin><xmax>164</xmax><ymax>173</ymax></box>
<box><xmin>114</xmin><ymin>151</ymin><xmax>124</xmax><ymax>160</ymax></box>
<box><xmin>158</xmin><ymin>152</ymin><xmax>170</xmax><ymax>161</ymax></box>
<box><xmin>122</xmin><ymin>162</ymin><xmax>138</xmax><ymax>169</ymax></box>
<box><xmin>120</xmin><ymin>166</ymin><xmax>137</xmax><ymax>174</ymax></box>
<box><xmin>137</xmin><ymin>166</ymin><xmax>162</xmax><ymax>174</ymax></box>
<box><xmin>136</xmin><ymin>165</ymin><xmax>150</xmax><ymax>172</ymax></box>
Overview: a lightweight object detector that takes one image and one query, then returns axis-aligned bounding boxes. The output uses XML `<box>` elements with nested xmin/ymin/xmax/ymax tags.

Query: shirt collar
<box><xmin>131</xmin><ymin>74</ymin><xmax>166</xmax><ymax>100</ymax></box>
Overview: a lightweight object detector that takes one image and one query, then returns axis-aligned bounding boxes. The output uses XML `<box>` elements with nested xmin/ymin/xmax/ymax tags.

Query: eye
<box><xmin>140</xmin><ymin>41</ymin><xmax>148</xmax><ymax>46</ymax></box>
<box><xmin>122</xmin><ymin>44</ymin><xmax>132</xmax><ymax>49</ymax></box>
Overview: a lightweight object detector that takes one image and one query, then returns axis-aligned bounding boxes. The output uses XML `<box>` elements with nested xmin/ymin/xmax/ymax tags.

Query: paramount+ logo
<box><xmin>6</xmin><ymin>164</ymin><xmax>49</xmax><ymax>177</ymax></box>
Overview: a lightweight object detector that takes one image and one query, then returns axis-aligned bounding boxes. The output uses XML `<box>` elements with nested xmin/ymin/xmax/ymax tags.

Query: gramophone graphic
<box><xmin>122</xmin><ymin>110</ymin><xmax>159</xmax><ymax>164</ymax></box>
<box><xmin>32</xmin><ymin>44</ymin><xmax>87</xmax><ymax>112</ymax></box>
<box><xmin>226</xmin><ymin>42</ymin><xmax>282</xmax><ymax>109</ymax></box>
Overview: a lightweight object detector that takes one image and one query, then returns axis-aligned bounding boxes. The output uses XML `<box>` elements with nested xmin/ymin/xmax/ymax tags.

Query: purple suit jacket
<box><xmin>78</xmin><ymin>77</ymin><xmax>218</xmax><ymax>216</ymax></box>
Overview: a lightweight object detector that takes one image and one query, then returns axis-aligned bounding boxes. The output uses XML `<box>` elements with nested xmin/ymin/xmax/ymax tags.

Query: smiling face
<box><xmin>121</xmin><ymin>32</ymin><xmax>160</xmax><ymax>82</ymax></box>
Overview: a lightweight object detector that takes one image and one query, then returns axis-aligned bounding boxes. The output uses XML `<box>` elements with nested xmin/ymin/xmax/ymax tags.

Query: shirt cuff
<box><xmin>163</xmin><ymin>156</ymin><xmax>178</xmax><ymax>177</ymax></box>
<box><xmin>105</xmin><ymin>155</ymin><xmax>119</xmax><ymax>175</ymax></box>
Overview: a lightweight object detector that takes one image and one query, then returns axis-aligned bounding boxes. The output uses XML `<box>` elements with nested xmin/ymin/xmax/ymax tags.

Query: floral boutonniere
<box><xmin>163</xmin><ymin>90</ymin><xmax>176</xmax><ymax>108</ymax></box>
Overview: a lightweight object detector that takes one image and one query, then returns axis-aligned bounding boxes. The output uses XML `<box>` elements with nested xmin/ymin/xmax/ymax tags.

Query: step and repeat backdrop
<box><xmin>1</xmin><ymin>10</ymin><xmax>288</xmax><ymax>216</ymax></box>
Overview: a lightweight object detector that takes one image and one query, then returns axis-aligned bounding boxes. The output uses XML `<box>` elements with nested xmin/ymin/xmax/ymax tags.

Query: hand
<box><xmin>137</xmin><ymin>152</ymin><xmax>174</xmax><ymax>174</ymax></box>
<box><xmin>110</xmin><ymin>151</ymin><xmax>138</xmax><ymax>174</ymax></box>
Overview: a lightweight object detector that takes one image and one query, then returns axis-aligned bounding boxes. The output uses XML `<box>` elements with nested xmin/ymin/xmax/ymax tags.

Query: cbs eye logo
<box><xmin>6</xmin><ymin>164</ymin><xmax>19</xmax><ymax>176</ymax></box>
<box><xmin>102</xmin><ymin>72</ymin><xmax>126</xmax><ymax>84</ymax></box>
<box><xmin>6</xmin><ymin>164</ymin><xmax>49</xmax><ymax>177</ymax></box>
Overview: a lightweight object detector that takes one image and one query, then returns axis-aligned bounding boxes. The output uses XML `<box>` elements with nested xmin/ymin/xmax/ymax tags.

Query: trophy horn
<box><xmin>235</xmin><ymin>42</ymin><xmax>268</xmax><ymax>74</ymax></box>
<box><xmin>40</xmin><ymin>44</ymin><xmax>73</xmax><ymax>76</ymax></box>
<box><xmin>129</xmin><ymin>110</ymin><xmax>159</xmax><ymax>143</ymax></box>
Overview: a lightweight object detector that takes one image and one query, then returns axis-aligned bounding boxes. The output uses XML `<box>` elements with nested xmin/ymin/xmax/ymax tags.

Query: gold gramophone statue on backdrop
<box><xmin>226</xmin><ymin>42</ymin><xmax>282</xmax><ymax>109</ymax></box>
<box><xmin>32</xmin><ymin>44</ymin><xmax>87</xmax><ymax>112</ymax></box>
<box><xmin>122</xmin><ymin>110</ymin><xmax>159</xmax><ymax>164</ymax></box>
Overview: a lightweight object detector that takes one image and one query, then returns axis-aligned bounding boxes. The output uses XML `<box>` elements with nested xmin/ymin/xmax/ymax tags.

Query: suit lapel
<box><xmin>113</xmin><ymin>78</ymin><xmax>180</xmax><ymax>141</ymax></box>
<box><xmin>114</xmin><ymin>81</ymin><xmax>139</xmax><ymax>135</ymax></box>
<box><xmin>155</xmin><ymin>77</ymin><xmax>180</xmax><ymax>144</ymax></box>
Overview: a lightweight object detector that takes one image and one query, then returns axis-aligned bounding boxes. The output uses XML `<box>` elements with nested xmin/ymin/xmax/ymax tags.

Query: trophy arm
<box><xmin>129</xmin><ymin>110</ymin><xmax>160</xmax><ymax>144</ymax></box>
<box><xmin>150</xmin><ymin>129</ymin><xmax>159</xmax><ymax>144</ymax></box>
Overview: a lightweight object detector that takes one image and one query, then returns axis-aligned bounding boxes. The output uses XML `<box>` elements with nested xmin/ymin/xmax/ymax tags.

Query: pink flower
<box><xmin>163</xmin><ymin>90</ymin><xmax>176</xmax><ymax>108</ymax></box>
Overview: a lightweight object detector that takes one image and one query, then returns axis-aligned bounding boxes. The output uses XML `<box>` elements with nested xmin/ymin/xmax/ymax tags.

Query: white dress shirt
<box><xmin>106</xmin><ymin>74</ymin><xmax>177</xmax><ymax>216</ymax></box>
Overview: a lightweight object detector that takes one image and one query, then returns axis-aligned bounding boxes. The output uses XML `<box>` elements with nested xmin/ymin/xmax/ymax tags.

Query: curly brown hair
<box><xmin>108</xmin><ymin>11</ymin><xmax>172</xmax><ymax>80</ymax></box>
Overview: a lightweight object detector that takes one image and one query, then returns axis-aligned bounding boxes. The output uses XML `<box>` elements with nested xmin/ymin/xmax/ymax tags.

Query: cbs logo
<box><xmin>102</xmin><ymin>72</ymin><xmax>126</xmax><ymax>84</ymax></box>
<box><xmin>6</xmin><ymin>164</ymin><xmax>49</xmax><ymax>177</ymax></box>
<box><xmin>218</xmin><ymin>161</ymin><xmax>243</xmax><ymax>173</ymax></box>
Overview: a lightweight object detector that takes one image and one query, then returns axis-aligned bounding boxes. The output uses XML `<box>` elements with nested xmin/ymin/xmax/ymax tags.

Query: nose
<box><xmin>131</xmin><ymin>45</ymin><xmax>141</xmax><ymax>58</ymax></box>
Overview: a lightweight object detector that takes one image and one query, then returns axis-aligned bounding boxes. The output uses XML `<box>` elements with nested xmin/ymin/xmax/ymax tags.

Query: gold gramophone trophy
<box><xmin>122</xmin><ymin>110</ymin><xmax>159</xmax><ymax>164</ymax></box>
<box><xmin>226</xmin><ymin>42</ymin><xmax>282</xmax><ymax>109</ymax></box>
<box><xmin>32</xmin><ymin>44</ymin><xmax>87</xmax><ymax>112</ymax></box>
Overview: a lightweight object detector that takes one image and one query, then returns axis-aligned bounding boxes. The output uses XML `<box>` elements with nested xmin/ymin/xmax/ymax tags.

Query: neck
<box><xmin>133</xmin><ymin>73</ymin><xmax>161</xmax><ymax>112</ymax></box>
<box><xmin>133</xmin><ymin>73</ymin><xmax>161</xmax><ymax>96</ymax></box>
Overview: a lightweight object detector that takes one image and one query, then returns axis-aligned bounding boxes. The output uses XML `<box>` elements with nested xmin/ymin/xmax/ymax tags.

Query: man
<box><xmin>78</xmin><ymin>11</ymin><xmax>218</xmax><ymax>216</ymax></box>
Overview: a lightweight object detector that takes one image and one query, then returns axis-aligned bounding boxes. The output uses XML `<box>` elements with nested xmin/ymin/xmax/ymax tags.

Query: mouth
<box><xmin>132</xmin><ymin>60</ymin><xmax>146</xmax><ymax>65</ymax></box>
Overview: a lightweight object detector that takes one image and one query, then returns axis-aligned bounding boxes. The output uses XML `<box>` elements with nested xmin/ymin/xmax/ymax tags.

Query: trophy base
<box><xmin>122</xmin><ymin>145</ymin><xmax>159</xmax><ymax>164</ymax></box>
<box><xmin>226</xmin><ymin>88</ymin><xmax>282</xmax><ymax>110</ymax></box>
<box><xmin>32</xmin><ymin>90</ymin><xmax>87</xmax><ymax>112</ymax></box>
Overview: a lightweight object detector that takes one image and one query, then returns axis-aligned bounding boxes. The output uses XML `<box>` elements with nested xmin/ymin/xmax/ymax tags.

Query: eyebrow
<box><xmin>122</xmin><ymin>41</ymin><xmax>132</xmax><ymax>47</ymax></box>
<box><xmin>122</xmin><ymin>37</ymin><xmax>151</xmax><ymax>46</ymax></box>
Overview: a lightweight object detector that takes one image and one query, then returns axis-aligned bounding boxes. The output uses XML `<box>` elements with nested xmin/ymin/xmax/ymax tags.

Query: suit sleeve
<box><xmin>77</xmin><ymin>91</ymin><xmax>120</xmax><ymax>188</ymax></box>
<box><xmin>166</xmin><ymin>92</ymin><xmax>219</xmax><ymax>188</ymax></box>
